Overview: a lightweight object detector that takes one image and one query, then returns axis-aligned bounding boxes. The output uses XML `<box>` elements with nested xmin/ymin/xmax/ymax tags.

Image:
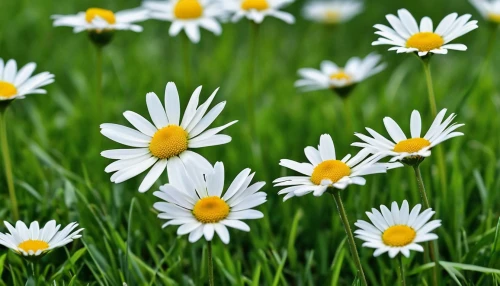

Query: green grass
<box><xmin>1</xmin><ymin>0</ymin><xmax>500</xmax><ymax>285</ymax></box>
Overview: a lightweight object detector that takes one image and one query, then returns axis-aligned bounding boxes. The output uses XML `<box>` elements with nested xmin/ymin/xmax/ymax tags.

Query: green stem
<box><xmin>182</xmin><ymin>34</ymin><xmax>191</xmax><ymax>90</ymax></box>
<box><xmin>398</xmin><ymin>255</ymin><xmax>406</xmax><ymax>286</ymax></box>
<box><xmin>412</xmin><ymin>165</ymin><xmax>439</xmax><ymax>286</ymax></box>
<box><xmin>343</xmin><ymin>97</ymin><xmax>353</xmax><ymax>134</ymax></box>
<box><xmin>331</xmin><ymin>190</ymin><xmax>367</xmax><ymax>286</ymax></box>
<box><xmin>248</xmin><ymin>22</ymin><xmax>259</xmax><ymax>138</ymax></box>
<box><xmin>207</xmin><ymin>241</ymin><xmax>214</xmax><ymax>286</ymax></box>
<box><xmin>0</xmin><ymin>108</ymin><xmax>19</xmax><ymax>221</ymax></box>
<box><xmin>96</xmin><ymin>46</ymin><xmax>103</xmax><ymax>118</ymax></box>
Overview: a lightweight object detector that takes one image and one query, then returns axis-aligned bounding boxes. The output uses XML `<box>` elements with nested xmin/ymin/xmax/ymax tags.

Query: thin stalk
<box><xmin>95</xmin><ymin>46</ymin><xmax>103</xmax><ymax>118</ymax></box>
<box><xmin>248</xmin><ymin>22</ymin><xmax>259</xmax><ymax>138</ymax></box>
<box><xmin>398</xmin><ymin>255</ymin><xmax>406</xmax><ymax>286</ymax></box>
<box><xmin>412</xmin><ymin>165</ymin><xmax>439</xmax><ymax>286</ymax></box>
<box><xmin>0</xmin><ymin>109</ymin><xmax>19</xmax><ymax>221</ymax></box>
<box><xmin>207</xmin><ymin>241</ymin><xmax>214</xmax><ymax>286</ymax></box>
<box><xmin>331</xmin><ymin>190</ymin><xmax>367</xmax><ymax>286</ymax></box>
<box><xmin>343</xmin><ymin>97</ymin><xmax>353</xmax><ymax>134</ymax></box>
<box><xmin>182</xmin><ymin>34</ymin><xmax>191</xmax><ymax>90</ymax></box>
<box><xmin>422</xmin><ymin>60</ymin><xmax>437</xmax><ymax>117</ymax></box>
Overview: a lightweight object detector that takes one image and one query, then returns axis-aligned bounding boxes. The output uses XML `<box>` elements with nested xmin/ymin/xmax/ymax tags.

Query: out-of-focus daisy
<box><xmin>154</xmin><ymin>162</ymin><xmax>266</xmax><ymax>244</ymax></box>
<box><xmin>274</xmin><ymin>134</ymin><xmax>402</xmax><ymax>201</ymax></box>
<box><xmin>470</xmin><ymin>0</ymin><xmax>500</xmax><ymax>23</ymax></box>
<box><xmin>373</xmin><ymin>9</ymin><xmax>478</xmax><ymax>57</ymax></box>
<box><xmin>355</xmin><ymin>200</ymin><xmax>441</xmax><ymax>258</ymax></box>
<box><xmin>302</xmin><ymin>0</ymin><xmax>363</xmax><ymax>24</ymax></box>
<box><xmin>143</xmin><ymin>0</ymin><xmax>224</xmax><ymax>43</ymax></box>
<box><xmin>0</xmin><ymin>58</ymin><xmax>55</xmax><ymax>103</ymax></box>
<box><xmin>352</xmin><ymin>109</ymin><xmax>464</xmax><ymax>164</ymax></box>
<box><xmin>0</xmin><ymin>220</ymin><xmax>83</xmax><ymax>257</ymax></box>
<box><xmin>52</xmin><ymin>7</ymin><xmax>149</xmax><ymax>33</ymax></box>
<box><xmin>295</xmin><ymin>53</ymin><xmax>386</xmax><ymax>95</ymax></box>
<box><xmin>101</xmin><ymin>82</ymin><xmax>237</xmax><ymax>193</ymax></box>
<box><xmin>225</xmin><ymin>0</ymin><xmax>295</xmax><ymax>24</ymax></box>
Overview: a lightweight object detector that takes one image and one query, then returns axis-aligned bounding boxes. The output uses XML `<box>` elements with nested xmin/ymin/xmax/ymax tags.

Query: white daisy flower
<box><xmin>0</xmin><ymin>220</ymin><xmax>83</xmax><ymax>257</ymax></box>
<box><xmin>0</xmin><ymin>58</ymin><xmax>55</xmax><ymax>102</ymax></box>
<box><xmin>295</xmin><ymin>53</ymin><xmax>386</xmax><ymax>93</ymax></box>
<box><xmin>101</xmin><ymin>82</ymin><xmax>237</xmax><ymax>193</ymax></box>
<box><xmin>273</xmin><ymin>134</ymin><xmax>402</xmax><ymax>201</ymax></box>
<box><xmin>352</xmin><ymin>109</ymin><xmax>464</xmax><ymax>164</ymax></box>
<box><xmin>153</xmin><ymin>162</ymin><xmax>266</xmax><ymax>244</ymax></box>
<box><xmin>373</xmin><ymin>9</ymin><xmax>478</xmax><ymax>57</ymax></box>
<box><xmin>355</xmin><ymin>200</ymin><xmax>441</xmax><ymax>258</ymax></box>
<box><xmin>52</xmin><ymin>7</ymin><xmax>149</xmax><ymax>33</ymax></box>
<box><xmin>302</xmin><ymin>0</ymin><xmax>363</xmax><ymax>24</ymax></box>
<box><xmin>470</xmin><ymin>0</ymin><xmax>500</xmax><ymax>23</ymax></box>
<box><xmin>225</xmin><ymin>0</ymin><xmax>295</xmax><ymax>24</ymax></box>
<box><xmin>143</xmin><ymin>0</ymin><xmax>224</xmax><ymax>43</ymax></box>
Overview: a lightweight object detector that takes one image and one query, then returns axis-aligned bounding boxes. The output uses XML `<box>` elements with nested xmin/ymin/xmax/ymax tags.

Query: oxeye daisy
<box><xmin>470</xmin><ymin>0</ymin><xmax>500</xmax><ymax>23</ymax></box>
<box><xmin>355</xmin><ymin>200</ymin><xmax>441</xmax><ymax>258</ymax></box>
<box><xmin>101</xmin><ymin>82</ymin><xmax>237</xmax><ymax>193</ymax></box>
<box><xmin>302</xmin><ymin>0</ymin><xmax>363</xmax><ymax>24</ymax></box>
<box><xmin>0</xmin><ymin>220</ymin><xmax>83</xmax><ymax>257</ymax></box>
<box><xmin>295</xmin><ymin>53</ymin><xmax>386</xmax><ymax>96</ymax></box>
<box><xmin>143</xmin><ymin>0</ymin><xmax>225</xmax><ymax>43</ymax></box>
<box><xmin>373</xmin><ymin>9</ymin><xmax>478</xmax><ymax>57</ymax></box>
<box><xmin>352</xmin><ymin>109</ymin><xmax>464</xmax><ymax>165</ymax></box>
<box><xmin>225</xmin><ymin>0</ymin><xmax>295</xmax><ymax>24</ymax></box>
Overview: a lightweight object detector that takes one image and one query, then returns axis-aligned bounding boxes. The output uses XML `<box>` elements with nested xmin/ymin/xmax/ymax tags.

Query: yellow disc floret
<box><xmin>241</xmin><ymin>0</ymin><xmax>269</xmax><ymax>11</ymax></box>
<box><xmin>193</xmin><ymin>196</ymin><xmax>230</xmax><ymax>223</ymax></box>
<box><xmin>488</xmin><ymin>13</ymin><xmax>500</xmax><ymax>23</ymax></box>
<box><xmin>330</xmin><ymin>71</ymin><xmax>352</xmax><ymax>82</ymax></box>
<box><xmin>311</xmin><ymin>160</ymin><xmax>351</xmax><ymax>185</ymax></box>
<box><xmin>85</xmin><ymin>8</ymin><xmax>116</xmax><ymax>24</ymax></box>
<box><xmin>393</xmin><ymin>138</ymin><xmax>431</xmax><ymax>153</ymax></box>
<box><xmin>174</xmin><ymin>0</ymin><xmax>203</xmax><ymax>19</ymax></box>
<box><xmin>0</xmin><ymin>81</ymin><xmax>18</xmax><ymax>99</ymax></box>
<box><xmin>382</xmin><ymin>225</ymin><xmax>416</xmax><ymax>247</ymax></box>
<box><xmin>324</xmin><ymin>10</ymin><xmax>340</xmax><ymax>23</ymax></box>
<box><xmin>149</xmin><ymin>125</ymin><xmax>189</xmax><ymax>159</ymax></box>
<box><xmin>18</xmin><ymin>240</ymin><xmax>50</xmax><ymax>253</ymax></box>
<box><xmin>406</xmin><ymin>32</ymin><xmax>444</xmax><ymax>52</ymax></box>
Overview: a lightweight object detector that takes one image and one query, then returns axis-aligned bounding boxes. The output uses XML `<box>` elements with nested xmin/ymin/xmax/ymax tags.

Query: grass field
<box><xmin>1</xmin><ymin>0</ymin><xmax>500</xmax><ymax>285</ymax></box>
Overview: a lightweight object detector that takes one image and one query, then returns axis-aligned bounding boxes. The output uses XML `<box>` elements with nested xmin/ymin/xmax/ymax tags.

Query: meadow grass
<box><xmin>1</xmin><ymin>0</ymin><xmax>500</xmax><ymax>285</ymax></box>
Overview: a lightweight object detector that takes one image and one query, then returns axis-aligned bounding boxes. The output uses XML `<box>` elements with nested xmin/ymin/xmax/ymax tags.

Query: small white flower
<box><xmin>373</xmin><ymin>9</ymin><xmax>478</xmax><ymax>57</ymax></box>
<box><xmin>52</xmin><ymin>7</ymin><xmax>149</xmax><ymax>33</ymax></box>
<box><xmin>302</xmin><ymin>0</ymin><xmax>363</xmax><ymax>24</ymax></box>
<box><xmin>143</xmin><ymin>0</ymin><xmax>224</xmax><ymax>43</ymax></box>
<box><xmin>101</xmin><ymin>82</ymin><xmax>237</xmax><ymax>193</ymax></box>
<box><xmin>274</xmin><ymin>134</ymin><xmax>402</xmax><ymax>201</ymax></box>
<box><xmin>352</xmin><ymin>109</ymin><xmax>464</xmax><ymax>163</ymax></box>
<box><xmin>0</xmin><ymin>58</ymin><xmax>54</xmax><ymax>102</ymax></box>
<box><xmin>355</xmin><ymin>200</ymin><xmax>441</xmax><ymax>258</ymax></box>
<box><xmin>295</xmin><ymin>53</ymin><xmax>386</xmax><ymax>92</ymax></box>
<box><xmin>470</xmin><ymin>0</ymin><xmax>500</xmax><ymax>23</ymax></box>
<box><xmin>0</xmin><ymin>220</ymin><xmax>83</xmax><ymax>257</ymax></box>
<box><xmin>154</xmin><ymin>162</ymin><xmax>266</xmax><ymax>244</ymax></box>
<box><xmin>225</xmin><ymin>0</ymin><xmax>295</xmax><ymax>24</ymax></box>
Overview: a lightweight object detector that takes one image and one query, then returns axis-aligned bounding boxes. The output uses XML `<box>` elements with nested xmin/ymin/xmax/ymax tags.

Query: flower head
<box><xmin>0</xmin><ymin>220</ymin><xmax>83</xmax><ymax>257</ymax></box>
<box><xmin>101</xmin><ymin>82</ymin><xmax>237</xmax><ymax>193</ymax></box>
<box><xmin>302</xmin><ymin>0</ymin><xmax>363</xmax><ymax>24</ymax></box>
<box><xmin>295</xmin><ymin>53</ymin><xmax>386</xmax><ymax>95</ymax></box>
<box><xmin>470</xmin><ymin>0</ymin><xmax>500</xmax><ymax>23</ymax></box>
<box><xmin>274</xmin><ymin>134</ymin><xmax>402</xmax><ymax>201</ymax></box>
<box><xmin>373</xmin><ymin>9</ymin><xmax>478</xmax><ymax>57</ymax></box>
<box><xmin>143</xmin><ymin>0</ymin><xmax>225</xmax><ymax>43</ymax></box>
<box><xmin>0</xmin><ymin>59</ymin><xmax>54</xmax><ymax>102</ymax></box>
<box><xmin>225</xmin><ymin>0</ymin><xmax>295</xmax><ymax>24</ymax></box>
<box><xmin>355</xmin><ymin>200</ymin><xmax>441</xmax><ymax>258</ymax></box>
<box><xmin>154</xmin><ymin>162</ymin><xmax>266</xmax><ymax>244</ymax></box>
<box><xmin>352</xmin><ymin>109</ymin><xmax>464</xmax><ymax>164</ymax></box>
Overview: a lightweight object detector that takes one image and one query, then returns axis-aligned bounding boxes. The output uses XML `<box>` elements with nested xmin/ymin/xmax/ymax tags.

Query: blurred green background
<box><xmin>1</xmin><ymin>0</ymin><xmax>500</xmax><ymax>285</ymax></box>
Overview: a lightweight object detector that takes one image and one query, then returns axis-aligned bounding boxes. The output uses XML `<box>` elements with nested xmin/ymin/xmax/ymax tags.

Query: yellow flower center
<box><xmin>488</xmin><ymin>13</ymin><xmax>500</xmax><ymax>23</ymax></box>
<box><xmin>0</xmin><ymin>81</ymin><xmax>18</xmax><ymax>99</ymax></box>
<box><xmin>85</xmin><ymin>8</ymin><xmax>116</xmax><ymax>24</ymax></box>
<box><xmin>382</xmin><ymin>225</ymin><xmax>416</xmax><ymax>247</ymax></box>
<box><xmin>324</xmin><ymin>10</ymin><xmax>340</xmax><ymax>23</ymax></box>
<box><xmin>174</xmin><ymin>0</ymin><xmax>203</xmax><ymax>19</ymax></box>
<box><xmin>193</xmin><ymin>196</ymin><xmax>230</xmax><ymax>223</ymax></box>
<box><xmin>393</xmin><ymin>138</ymin><xmax>431</xmax><ymax>153</ymax></box>
<box><xmin>242</xmin><ymin>0</ymin><xmax>269</xmax><ymax>11</ymax></box>
<box><xmin>18</xmin><ymin>240</ymin><xmax>49</xmax><ymax>253</ymax></box>
<box><xmin>310</xmin><ymin>160</ymin><xmax>351</xmax><ymax>185</ymax></box>
<box><xmin>330</xmin><ymin>71</ymin><xmax>352</xmax><ymax>82</ymax></box>
<box><xmin>406</xmin><ymin>32</ymin><xmax>444</xmax><ymax>52</ymax></box>
<box><xmin>149</xmin><ymin>125</ymin><xmax>189</xmax><ymax>159</ymax></box>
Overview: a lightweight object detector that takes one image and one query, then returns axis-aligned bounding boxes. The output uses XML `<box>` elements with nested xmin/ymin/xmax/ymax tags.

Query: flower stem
<box><xmin>182</xmin><ymin>34</ymin><xmax>191</xmax><ymax>90</ymax></box>
<box><xmin>398</xmin><ymin>255</ymin><xmax>406</xmax><ymax>286</ymax></box>
<box><xmin>207</xmin><ymin>241</ymin><xmax>214</xmax><ymax>286</ymax></box>
<box><xmin>95</xmin><ymin>46</ymin><xmax>103</xmax><ymax>119</ymax></box>
<box><xmin>412</xmin><ymin>165</ymin><xmax>439</xmax><ymax>286</ymax></box>
<box><xmin>331</xmin><ymin>190</ymin><xmax>367</xmax><ymax>286</ymax></box>
<box><xmin>343</xmin><ymin>97</ymin><xmax>353</xmax><ymax>134</ymax></box>
<box><xmin>0</xmin><ymin>108</ymin><xmax>19</xmax><ymax>221</ymax></box>
<box><xmin>248</xmin><ymin>22</ymin><xmax>259</xmax><ymax>138</ymax></box>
